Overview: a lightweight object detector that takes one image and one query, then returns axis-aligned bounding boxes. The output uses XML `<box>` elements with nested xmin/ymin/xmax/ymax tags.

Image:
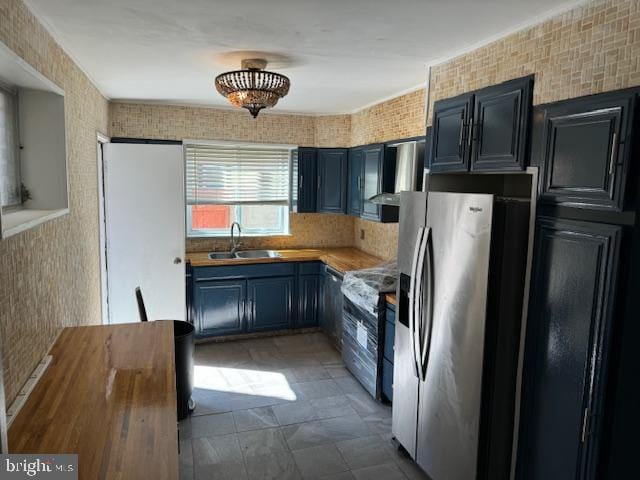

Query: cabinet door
<box><xmin>348</xmin><ymin>148</ymin><xmax>364</xmax><ymax>216</ymax></box>
<box><xmin>517</xmin><ymin>217</ymin><xmax>620</xmax><ymax>480</ymax></box>
<box><xmin>538</xmin><ymin>90</ymin><xmax>636</xmax><ymax>211</ymax></box>
<box><xmin>298</xmin><ymin>147</ymin><xmax>317</xmax><ymax>213</ymax></box>
<box><xmin>298</xmin><ymin>274</ymin><xmax>320</xmax><ymax>327</ymax></box>
<box><xmin>429</xmin><ymin>93</ymin><xmax>474</xmax><ymax>173</ymax></box>
<box><xmin>361</xmin><ymin>145</ymin><xmax>384</xmax><ymax>221</ymax></box>
<box><xmin>247</xmin><ymin>276</ymin><xmax>294</xmax><ymax>332</ymax></box>
<box><xmin>195</xmin><ymin>279</ymin><xmax>246</xmax><ymax>337</ymax></box>
<box><xmin>471</xmin><ymin>76</ymin><xmax>533</xmax><ymax>172</ymax></box>
<box><xmin>318</xmin><ymin>149</ymin><xmax>348</xmax><ymax>213</ymax></box>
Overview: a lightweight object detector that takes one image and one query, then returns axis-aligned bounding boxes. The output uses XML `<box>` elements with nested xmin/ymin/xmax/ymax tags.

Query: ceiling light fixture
<box><xmin>215</xmin><ymin>59</ymin><xmax>290</xmax><ymax>118</ymax></box>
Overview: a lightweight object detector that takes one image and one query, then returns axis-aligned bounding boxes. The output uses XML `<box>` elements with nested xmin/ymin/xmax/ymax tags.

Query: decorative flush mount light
<box><xmin>215</xmin><ymin>59</ymin><xmax>290</xmax><ymax>118</ymax></box>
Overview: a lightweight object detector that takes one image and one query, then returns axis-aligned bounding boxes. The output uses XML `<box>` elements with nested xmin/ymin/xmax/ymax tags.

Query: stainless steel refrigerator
<box><xmin>392</xmin><ymin>191</ymin><xmax>530</xmax><ymax>480</ymax></box>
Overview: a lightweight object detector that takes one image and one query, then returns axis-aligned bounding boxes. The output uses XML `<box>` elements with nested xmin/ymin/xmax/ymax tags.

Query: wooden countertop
<box><xmin>187</xmin><ymin>247</ymin><xmax>386</xmax><ymax>274</ymax></box>
<box><xmin>9</xmin><ymin>322</ymin><xmax>178</xmax><ymax>480</ymax></box>
<box><xmin>385</xmin><ymin>293</ymin><xmax>397</xmax><ymax>305</ymax></box>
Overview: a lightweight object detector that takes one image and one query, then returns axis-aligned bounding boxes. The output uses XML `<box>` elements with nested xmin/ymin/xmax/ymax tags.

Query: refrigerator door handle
<box><xmin>419</xmin><ymin>229</ymin><xmax>434</xmax><ymax>381</ymax></box>
<box><xmin>413</xmin><ymin>227</ymin><xmax>430</xmax><ymax>382</ymax></box>
<box><xmin>408</xmin><ymin>227</ymin><xmax>425</xmax><ymax>378</ymax></box>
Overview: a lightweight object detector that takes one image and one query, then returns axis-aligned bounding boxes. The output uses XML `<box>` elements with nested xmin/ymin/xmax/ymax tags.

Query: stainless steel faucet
<box><xmin>230</xmin><ymin>222</ymin><xmax>242</xmax><ymax>254</ymax></box>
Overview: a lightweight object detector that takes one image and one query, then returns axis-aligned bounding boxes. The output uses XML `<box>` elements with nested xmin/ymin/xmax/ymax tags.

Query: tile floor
<box><xmin>178</xmin><ymin>332</ymin><xmax>429</xmax><ymax>480</ymax></box>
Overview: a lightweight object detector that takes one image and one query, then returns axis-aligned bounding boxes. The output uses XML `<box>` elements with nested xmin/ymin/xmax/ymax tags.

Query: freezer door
<box><xmin>391</xmin><ymin>191</ymin><xmax>428</xmax><ymax>458</ymax></box>
<box><xmin>398</xmin><ymin>191</ymin><xmax>428</xmax><ymax>276</ymax></box>
<box><xmin>416</xmin><ymin>192</ymin><xmax>494</xmax><ymax>480</ymax></box>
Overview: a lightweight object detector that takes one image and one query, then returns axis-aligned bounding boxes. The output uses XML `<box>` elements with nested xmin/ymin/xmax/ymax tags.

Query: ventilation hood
<box><xmin>369</xmin><ymin>140</ymin><xmax>425</xmax><ymax>206</ymax></box>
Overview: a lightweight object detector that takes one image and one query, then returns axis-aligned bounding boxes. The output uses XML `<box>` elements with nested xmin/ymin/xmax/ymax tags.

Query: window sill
<box><xmin>1</xmin><ymin>208</ymin><xmax>69</xmax><ymax>238</ymax></box>
<box><xmin>187</xmin><ymin>232</ymin><xmax>293</xmax><ymax>239</ymax></box>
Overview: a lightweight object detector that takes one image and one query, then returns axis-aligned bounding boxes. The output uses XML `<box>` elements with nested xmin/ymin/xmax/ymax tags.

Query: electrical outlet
<box><xmin>360</xmin><ymin>229</ymin><xmax>365</xmax><ymax>240</ymax></box>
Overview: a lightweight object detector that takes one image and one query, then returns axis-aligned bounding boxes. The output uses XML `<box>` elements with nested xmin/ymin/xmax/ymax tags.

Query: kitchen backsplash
<box><xmin>353</xmin><ymin>218</ymin><xmax>399</xmax><ymax>261</ymax></box>
<box><xmin>187</xmin><ymin>213</ymin><xmax>355</xmax><ymax>253</ymax></box>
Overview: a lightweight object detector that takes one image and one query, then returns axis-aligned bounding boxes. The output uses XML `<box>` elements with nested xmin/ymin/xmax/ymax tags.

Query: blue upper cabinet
<box><xmin>317</xmin><ymin>148</ymin><xmax>348</xmax><ymax>214</ymax></box>
<box><xmin>348</xmin><ymin>148</ymin><xmax>364</xmax><ymax>216</ymax></box>
<box><xmin>429</xmin><ymin>93</ymin><xmax>474</xmax><ymax>173</ymax></box>
<box><xmin>534</xmin><ymin>89</ymin><xmax>636</xmax><ymax>212</ymax></box>
<box><xmin>297</xmin><ymin>147</ymin><xmax>317</xmax><ymax>213</ymax></box>
<box><xmin>470</xmin><ymin>76</ymin><xmax>533</xmax><ymax>172</ymax></box>
<box><xmin>348</xmin><ymin>144</ymin><xmax>398</xmax><ymax>223</ymax></box>
<box><xmin>429</xmin><ymin>75</ymin><xmax>533</xmax><ymax>173</ymax></box>
<box><xmin>247</xmin><ymin>276</ymin><xmax>295</xmax><ymax>332</ymax></box>
<box><xmin>361</xmin><ymin>144</ymin><xmax>385</xmax><ymax>221</ymax></box>
<box><xmin>195</xmin><ymin>279</ymin><xmax>246</xmax><ymax>336</ymax></box>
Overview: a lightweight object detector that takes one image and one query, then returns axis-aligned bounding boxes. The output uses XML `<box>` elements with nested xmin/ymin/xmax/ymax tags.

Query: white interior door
<box><xmin>104</xmin><ymin>143</ymin><xmax>185</xmax><ymax>324</ymax></box>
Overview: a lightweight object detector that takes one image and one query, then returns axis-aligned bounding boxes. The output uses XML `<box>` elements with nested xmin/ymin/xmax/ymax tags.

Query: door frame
<box><xmin>96</xmin><ymin>132</ymin><xmax>110</xmax><ymax>324</ymax></box>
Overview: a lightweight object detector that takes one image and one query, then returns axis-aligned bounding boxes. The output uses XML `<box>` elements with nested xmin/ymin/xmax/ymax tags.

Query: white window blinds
<box><xmin>185</xmin><ymin>142</ymin><xmax>292</xmax><ymax>206</ymax></box>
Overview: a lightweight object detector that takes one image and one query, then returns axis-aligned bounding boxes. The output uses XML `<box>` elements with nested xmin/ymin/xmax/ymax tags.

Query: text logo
<box><xmin>0</xmin><ymin>455</ymin><xmax>77</xmax><ymax>480</ymax></box>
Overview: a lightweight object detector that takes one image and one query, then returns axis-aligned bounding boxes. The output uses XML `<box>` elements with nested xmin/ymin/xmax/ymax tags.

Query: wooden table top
<box><xmin>8</xmin><ymin>322</ymin><xmax>178</xmax><ymax>480</ymax></box>
<box><xmin>187</xmin><ymin>247</ymin><xmax>386</xmax><ymax>274</ymax></box>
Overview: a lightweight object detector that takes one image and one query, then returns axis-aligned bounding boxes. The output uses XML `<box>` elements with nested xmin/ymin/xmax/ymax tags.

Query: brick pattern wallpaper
<box><xmin>429</xmin><ymin>0</ymin><xmax>640</xmax><ymax>123</ymax></box>
<box><xmin>352</xmin><ymin>218</ymin><xmax>399</xmax><ymax>261</ymax></box>
<box><xmin>350</xmin><ymin>89</ymin><xmax>427</xmax><ymax>146</ymax></box>
<box><xmin>314</xmin><ymin>115</ymin><xmax>351</xmax><ymax>148</ymax></box>
<box><xmin>187</xmin><ymin>213</ymin><xmax>355</xmax><ymax>253</ymax></box>
<box><xmin>109</xmin><ymin>102</ymin><xmax>316</xmax><ymax>146</ymax></box>
<box><xmin>0</xmin><ymin>0</ymin><xmax>109</xmax><ymax>404</ymax></box>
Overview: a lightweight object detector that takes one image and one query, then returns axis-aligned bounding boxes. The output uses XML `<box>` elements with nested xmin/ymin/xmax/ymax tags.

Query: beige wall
<box><xmin>109</xmin><ymin>90</ymin><xmax>430</xmax><ymax>260</ymax></box>
<box><xmin>188</xmin><ymin>213</ymin><xmax>355</xmax><ymax>253</ymax></box>
<box><xmin>4</xmin><ymin>0</ymin><xmax>633</xmax><ymax>407</ymax></box>
<box><xmin>350</xmin><ymin>89</ymin><xmax>426</xmax><ymax>146</ymax></box>
<box><xmin>0</xmin><ymin>0</ymin><xmax>109</xmax><ymax>404</ymax></box>
<box><xmin>429</xmin><ymin>0</ymin><xmax>640</xmax><ymax>120</ymax></box>
<box><xmin>357</xmin><ymin>0</ymin><xmax>640</xmax><ymax>260</ymax></box>
<box><xmin>109</xmin><ymin>103</ymin><xmax>358</xmax><ymax>253</ymax></box>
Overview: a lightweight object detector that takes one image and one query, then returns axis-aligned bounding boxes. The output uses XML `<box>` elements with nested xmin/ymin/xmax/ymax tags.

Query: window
<box><xmin>0</xmin><ymin>85</ymin><xmax>20</xmax><ymax>208</ymax></box>
<box><xmin>185</xmin><ymin>141</ymin><xmax>295</xmax><ymax>237</ymax></box>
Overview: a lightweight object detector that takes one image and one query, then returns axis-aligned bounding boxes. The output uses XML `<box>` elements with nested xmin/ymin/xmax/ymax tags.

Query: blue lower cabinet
<box><xmin>297</xmin><ymin>274</ymin><xmax>320</xmax><ymax>327</ymax></box>
<box><xmin>382</xmin><ymin>358</ymin><xmax>393</xmax><ymax>402</ymax></box>
<box><xmin>382</xmin><ymin>303</ymin><xmax>396</xmax><ymax>402</ymax></box>
<box><xmin>191</xmin><ymin>262</ymin><xmax>323</xmax><ymax>338</ymax></box>
<box><xmin>195</xmin><ymin>279</ymin><xmax>246</xmax><ymax>336</ymax></box>
<box><xmin>247</xmin><ymin>276</ymin><xmax>294</xmax><ymax>332</ymax></box>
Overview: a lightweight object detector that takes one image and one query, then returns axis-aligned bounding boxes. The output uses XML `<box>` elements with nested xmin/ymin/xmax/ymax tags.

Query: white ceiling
<box><xmin>25</xmin><ymin>0</ymin><xmax>583</xmax><ymax>114</ymax></box>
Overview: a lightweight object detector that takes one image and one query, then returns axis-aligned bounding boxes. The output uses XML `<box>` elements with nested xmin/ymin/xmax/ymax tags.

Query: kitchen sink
<box><xmin>208</xmin><ymin>250</ymin><xmax>281</xmax><ymax>260</ymax></box>
<box><xmin>208</xmin><ymin>252</ymin><xmax>236</xmax><ymax>260</ymax></box>
<box><xmin>235</xmin><ymin>250</ymin><xmax>281</xmax><ymax>259</ymax></box>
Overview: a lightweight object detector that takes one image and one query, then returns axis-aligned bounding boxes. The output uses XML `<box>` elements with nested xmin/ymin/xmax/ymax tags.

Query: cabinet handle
<box><xmin>318</xmin><ymin>177</ymin><xmax>321</xmax><ymax>190</ymax></box>
<box><xmin>609</xmin><ymin>132</ymin><xmax>618</xmax><ymax>176</ymax></box>
<box><xmin>468</xmin><ymin>122</ymin><xmax>474</xmax><ymax>147</ymax></box>
<box><xmin>458</xmin><ymin>118</ymin><xmax>465</xmax><ymax>147</ymax></box>
<box><xmin>299</xmin><ymin>175</ymin><xmax>303</xmax><ymax>190</ymax></box>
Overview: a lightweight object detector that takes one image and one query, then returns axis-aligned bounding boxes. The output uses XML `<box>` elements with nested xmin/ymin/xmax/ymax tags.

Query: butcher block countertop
<box><xmin>9</xmin><ymin>322</ymin><xmax>178</xmax><ymax>480</ymax></box>
<box><xmin>187</xmin><ymin>247</ymin><xmax>386</xmax><ymax>274</ymax></box>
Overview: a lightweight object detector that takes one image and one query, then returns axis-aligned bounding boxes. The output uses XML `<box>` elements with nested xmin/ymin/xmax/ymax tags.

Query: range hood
<box><xmin>369</xmin><ymin>140</ymin><xmax>425</xmax><ymax>206</ymax></box>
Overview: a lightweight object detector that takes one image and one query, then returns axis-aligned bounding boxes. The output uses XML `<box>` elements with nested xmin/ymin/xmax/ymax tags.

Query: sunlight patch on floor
<box><xmin>193</xmin><ymin>365</ymin><xmax>297</xmax><ymax>401</ymax></box>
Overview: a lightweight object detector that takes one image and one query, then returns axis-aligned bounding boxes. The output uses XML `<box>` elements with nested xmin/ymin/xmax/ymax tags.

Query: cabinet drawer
<box><xmin>194</xmin><ymin>262</ymin><xmax>296</xmax><ymax>280</ymax></box>
<box><xmin>382</xmin><ymin>358</ymin><xmax>393</xmax><ymax>402</ymax></box>
<box><xmin>383</xmin><ymin>320</ymin><xmax>395</xmax><ymax>364</ymax></box>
